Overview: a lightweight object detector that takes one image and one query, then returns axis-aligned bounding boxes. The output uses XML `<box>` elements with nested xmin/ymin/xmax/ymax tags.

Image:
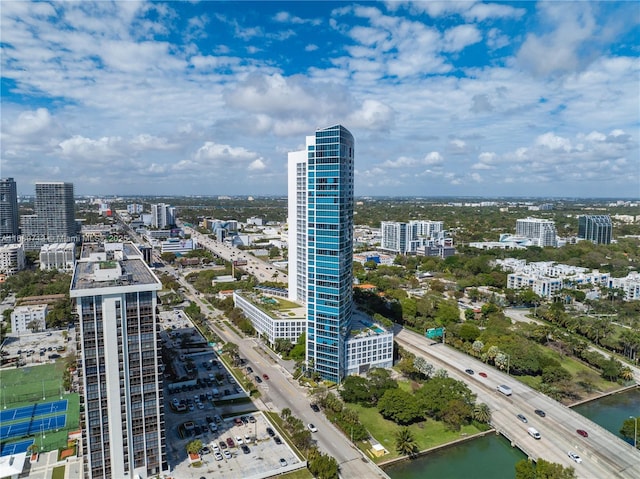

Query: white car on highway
<box><xmin>568</xmin><ymin>451</ymin><xmax>582</xmax><ymax>463</ymax></box>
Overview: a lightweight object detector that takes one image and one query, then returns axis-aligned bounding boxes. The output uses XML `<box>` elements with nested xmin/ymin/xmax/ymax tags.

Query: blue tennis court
<box><xmin>0</xmin><ymin>414</ymin><xmax>66</xmax><ymax>441</ymax></box>
<box><xmin>0</xmin><ymin>399</ymin><xmax>67</xmax><ymax>423</ymax></box>
<box><xmin>0</xmin><ymin>439</ymin><xmax>34</xmax><ymax>457</ymax></box>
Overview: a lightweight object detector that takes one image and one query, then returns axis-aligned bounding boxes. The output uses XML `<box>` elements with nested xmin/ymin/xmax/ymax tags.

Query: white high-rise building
<box><xmin>70</xmin><ymin>242</ymin><xmax>165</xmax><ymax>479</ymax></box>
<box><xmin>515</xmin><ymin>217</ymin><xmax>557</xmax><ymax>247</ymax></box>
<box><xmin>151</xmin><ymin>203</ymin><xmax>175</xmax><ymax>229</ymax></box>
<box><xmin>381</xmin><ymin>221</ymin><xmax>410</xmax><ymax>254</ymax></box>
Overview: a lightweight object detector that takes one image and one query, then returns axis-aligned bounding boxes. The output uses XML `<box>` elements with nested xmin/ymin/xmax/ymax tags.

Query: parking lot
<box><xmin>161</xmin><ymin>309</ymin><xmax>305</xmax><ymax>478</ymax></box>
<box><xmin>1</xmin><ymin>327</ymin><xmax>76</xmax><ymax>367</ymax></box>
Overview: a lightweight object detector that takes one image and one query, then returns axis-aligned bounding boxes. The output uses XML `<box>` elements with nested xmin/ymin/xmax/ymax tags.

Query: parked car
<box><xmin>235</xmin><ymin>436</ymin><xmax>243</xmax><ymax>445</ymax></box>
<box><xmin>241</xmin><ymin>445</ymin><xmax>250</xmax><ymax>454</ymax></box>
<box><xmin>262</xmin><ymin>373</ymin><xmax>269</xmax><ymax>380</ymax></box>
<box><xmin>223</xmin><ymin>450</ymin><xmax>232</xmax><ymax>459</ymax></box>
<box><xmin>248</xmin><ymin>415</ymin><xmax>256</xmax><ymax>423</ymax></box>
<box><xmin>478</xmin><ymin>372</ymin><xmax>488</xmax><ymax>378</ymax></box>
<box><xmin>266</xmin><ymin>427</ymin><xmax>275</xmax><ymax>437</ymax></box>
<box><xmin>214</xmin><ymin>452</ymin><xmax>223</xmax><ymax>461</ymax></box>
<box><xmin>218</xmin><ymin>441</ymin><xmax>227</xmax><ymax>450</ymax></box>
<box><xmin>274</xmin><ymin>436</ymin><xmax>282</xmax><ymax>445</ymax></box>
<box><xmin>280</xmin><ymin>458</ymin><xmax>288</xmax><ymax>467</ymax></box>
<box><xmin>226</xmin><ymin>437</ymin><xmax>235</xmax><ymax>448</ymax></box>
<box><xmin>254</xmin><ymin>375</ymin><xmax>263</xmax><ymax>383</ymax></box>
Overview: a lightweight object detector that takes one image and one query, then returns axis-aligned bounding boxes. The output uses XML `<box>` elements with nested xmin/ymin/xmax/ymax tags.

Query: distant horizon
<box><xmin>2</xmin><ymin>1</ymin><xmax>638</xmax><ymax>197</ymax></box>
<box><xmin>13</xmin><ymin>191</ymin><xmax>640</xmax><ymax>203</ymax></box>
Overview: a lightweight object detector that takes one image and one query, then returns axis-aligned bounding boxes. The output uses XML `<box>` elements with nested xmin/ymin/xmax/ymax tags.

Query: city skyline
<box><xmin>1</xmin><ymin>1</ymin><xmax>639</xmax><ymax>198</ymax></box>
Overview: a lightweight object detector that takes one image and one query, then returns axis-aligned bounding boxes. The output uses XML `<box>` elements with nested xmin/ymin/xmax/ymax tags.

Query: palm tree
<box><xmin>620</xmin><ymin>367</ymin><xmax>634</xmax><ymax>381</ymax></box>
<box><xmin>473</xmin><ymin>403</ymin><xmax>491</xmax><ymax>424</ymax></box>
<box><xmin>395</xmin><ymin>427</ymin><xmax>419</xmax><ymax>457</ymax></box>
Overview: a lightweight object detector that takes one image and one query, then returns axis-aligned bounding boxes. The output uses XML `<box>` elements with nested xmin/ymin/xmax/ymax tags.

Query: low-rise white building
<box><xmin>608</xmin><ymin>273</ymin><xmax>640</xmax><ymax>301</ymax></box>
<box><xmin>233</xmin><ymin>291</ymin><xmax>306</xmax><ymax>346</ymax></box>
<box><xmin>233</xmin><ymin>290</ymin><xmax>394</xmax><ymax>377</ymax></box>
<box><xmin>40</xmin><ymin>242</ymin><xmax>76</xmax><ymax>271</ymax></box>
<box><xmin>0</xmin><ymin>243</ymin><xmax>25</xmax><ymax>277</ymax></box>
<box><xmin>11</xmin><ymin>304</ymin><xmax>48</xmax><ymax>334</ymax></box>
<box><xmin>345</xmin><ymin>313</ymin><xmax>394</xmax><ymax>376</ymax></box>
<box><xmin>160</xmin><ymin>237</ymin><xmax>196</xmax><ymax>255</ymax></box>
<box><xmin>498</xmin><ymin>259</ymin><xmax>610</xmax><ymax>298</ymax></box>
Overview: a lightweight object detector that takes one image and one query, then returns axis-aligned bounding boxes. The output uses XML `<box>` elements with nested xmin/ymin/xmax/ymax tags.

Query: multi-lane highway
<box><xmin>396</xmin><ymin>328</ymin><xmax>640</xmax><ymax>479</ymax></box>
<box><xmin>182</xmin><ymin>225</ymin><xmax>289</xmax><ymax>285</ymax></box>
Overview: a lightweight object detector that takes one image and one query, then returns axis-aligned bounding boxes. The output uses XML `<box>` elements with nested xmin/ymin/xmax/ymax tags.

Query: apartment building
<box><xmin>70</xmin><ymin>242</ymin><xmax>165</xmax><ymax>479</ymax></box>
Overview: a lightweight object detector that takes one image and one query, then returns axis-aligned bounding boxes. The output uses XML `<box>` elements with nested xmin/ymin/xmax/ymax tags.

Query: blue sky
<box><xmin>1</xmin><ymin>1</ymin><xmax>639</xmax><ymax>198</ymax></box>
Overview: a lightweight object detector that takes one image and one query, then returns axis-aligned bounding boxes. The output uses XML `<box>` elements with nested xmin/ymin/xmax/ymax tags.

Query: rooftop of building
<box><xmin>71</xmin><ymin>242</ymin><xmax>160</xmax><ymax>292</ymax></box>
<box><xmin>235</xmin><ymin>290</ymin><xmax>306</xmax><ymax>320</ymax></box>
<box><xmin>40</xmin><ymin>242</ymin><xmax>75</xmax><ymax>251</ymax></box>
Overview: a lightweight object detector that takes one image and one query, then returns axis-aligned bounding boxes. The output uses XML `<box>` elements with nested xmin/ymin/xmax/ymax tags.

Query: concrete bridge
<box><xmin>396</xmin><ymin>328</ymin><xmax>640</xmax><ymax>479</ymax></box>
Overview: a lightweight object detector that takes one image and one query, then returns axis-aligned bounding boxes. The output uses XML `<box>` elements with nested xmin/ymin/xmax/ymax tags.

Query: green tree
<box><xmin>308</xmin><ymin>449</ymin><xmax>339</xmax><ymax>479</ymax></box>
<box><xmin>473</xmin><ymin>403</ymin><xmax>491</xmax><ymax>424</ymax></box>
<box><xmin>620</xmin><ymin>417</ymin><xmax>638</xmax><ymax>448</ymax></box>
<box><xmin>340</xmin><ymin>376</ymin><xmax>371</xmax><ymax>405</ymax></box>
<box><xmin>161</xmin><ymin>252</ymin><xmax>176</xmax><ymax>263</ymax></box>
<box><xmin>394</xmin><ymin>427</ymin><xmax>419</xmax><ymax>457</ymax></box>
<box><xmin>515</xmin><ymin>459</ymin><xmax>576</xmax><ymax>479</ymax></box>
<box><xmin>186</xmin><ymin>439</ymin><xmax>202</xmax><ymax>455</ymax></box>
<box><xmin>378</xmin><ymin>388</ymin><xmax>421</xmax><ymax>424</ymax></box>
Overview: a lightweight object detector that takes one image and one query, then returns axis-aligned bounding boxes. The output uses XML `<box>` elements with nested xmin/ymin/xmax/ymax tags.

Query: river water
<box><xmin>384</xmin><ymin>387</ymin><xmax>639</xmax><ymax>479</ymax></box>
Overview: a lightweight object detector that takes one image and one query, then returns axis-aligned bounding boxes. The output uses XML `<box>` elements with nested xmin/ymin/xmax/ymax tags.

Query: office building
<box><xmin>578</xmin><ymin>215</ymin><xmax>612</xmax><ymax>244</ymax></box>
<box><xmin>515</xmin><ymin>217</ymin><xmax>557</xmax><ymax>247</ymax></box>
<box><xmin>150</xmin><ymin>203</ymin><xmax>175</xmax><ymax>229</ymax></box>
<box><xmin>0</xmin><ymin>177</ymin><xmax>19</xmax><ymax>244</ymax></box>
<box><xmin>70</xmin><ymin>242</ymin><xmax>165</xmax><ymax>479</ymax></box>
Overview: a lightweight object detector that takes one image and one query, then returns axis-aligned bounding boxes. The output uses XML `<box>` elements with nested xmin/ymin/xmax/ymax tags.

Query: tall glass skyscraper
<box><xmin>288</xmin><ymin>125</ymin><xmax>354</xmax><ymax>383</ymax></box>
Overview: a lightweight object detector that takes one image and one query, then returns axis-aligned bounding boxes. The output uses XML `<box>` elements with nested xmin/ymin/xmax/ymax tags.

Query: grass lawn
<box><xmin>281</xmin><ymin>469</ymin><xmax>313</xmax><ymax>479</ymax></box>
<box><xmin>350</xmin><ymin>403</ymin><xmax>484</xmax><ymax>462</ymax></box>
<box><xmin>0</xmin><ymin>362</ymin><xmax>66</xmax><ymax>406</ymax></box>
<box><xmin>51</xmin><ymin>465</ymin><xmax>65</xmax><ymax>479</ymax></box>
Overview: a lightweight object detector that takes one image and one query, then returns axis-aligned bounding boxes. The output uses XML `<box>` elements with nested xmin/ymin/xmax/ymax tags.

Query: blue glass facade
<box><xmin>306</xmin><ymin>125</ymin><xmax>354</xmax><ymax>383</ymax></box>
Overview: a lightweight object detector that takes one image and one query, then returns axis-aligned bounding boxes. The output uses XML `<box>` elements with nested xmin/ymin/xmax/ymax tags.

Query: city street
<box><xmin>162</xmin><ymin>262</ymin><xmax>388</xmax><ymax>479</ymax></box>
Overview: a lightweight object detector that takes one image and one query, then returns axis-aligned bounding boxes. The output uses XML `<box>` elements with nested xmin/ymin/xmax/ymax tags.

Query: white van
<box><xmin>497</xmin><ymin>384</ymin><xmax>512</xmax><ymax>396</ymax></box>
<box><xmin>528</xmin><ymin>427</ymin><xmax>541</xmax><ymax>440</ymax></box>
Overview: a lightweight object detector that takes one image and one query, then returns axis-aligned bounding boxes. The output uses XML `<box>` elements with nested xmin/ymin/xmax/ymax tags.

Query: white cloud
<box><xmin>8</xmin><ymin>108</ymin><xmax>53</xmax><ymax>137</ymax></box>
<box><xmin>194</xmin><ymin>141</ymin><xmax>259</xmax><ymax>164</ymax></box>
<box><xmin>442</xmin><ymin>25</ymin><xmax>482</xmax><ymax>52</ymax></box>
<box><xmin>248</xmin><ymin>159</ymin><xmax>266</xmax><ymax>171</ymax></box>
<box><xmin>58</xmin><ymin>135</ymin><xmax>123</xmax><ymax>160</ymax></box>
